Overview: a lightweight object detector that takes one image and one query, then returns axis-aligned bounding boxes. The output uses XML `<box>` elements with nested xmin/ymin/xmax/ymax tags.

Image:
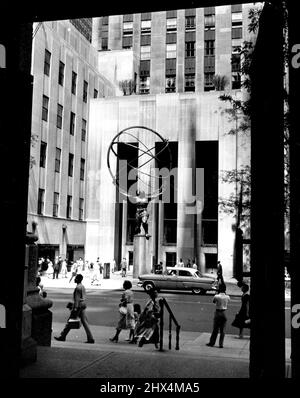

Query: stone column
<box><xmin>21</xmin><ymin>233</ymin><xmax>37</xmax><ymax>366</ymax></box>
<box><xmin>24</xmin><ymin>232</ymin><xmax>53</xmax><ymax>348</ymax></box>
<box><xmin>133</xmin><ymin>235</ymin><xmax>152</xmax><ymax>278</ymax></box>
<box><xmin>177</xmin><ymin>101</ymin><xmax>196</xmax><ymax>263</ymax></box>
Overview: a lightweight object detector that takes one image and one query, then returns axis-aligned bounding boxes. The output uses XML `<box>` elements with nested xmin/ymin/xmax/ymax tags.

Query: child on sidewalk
<box><xmin>127</xmin><ymin>303</ymin><xmax>141</xmax><ymax>343</ymax></box>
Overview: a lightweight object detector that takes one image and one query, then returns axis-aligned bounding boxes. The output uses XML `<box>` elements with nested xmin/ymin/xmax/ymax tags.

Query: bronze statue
<box><xmin>134</xmin><ymin>190</ymin><xmax>150</xmax><ymax>239</ymax></box>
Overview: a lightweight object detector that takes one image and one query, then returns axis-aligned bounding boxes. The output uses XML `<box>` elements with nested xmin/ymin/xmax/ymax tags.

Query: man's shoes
<box><xmin>85</xmin><ymin>340</ymin><xmax>95</xmax><ymax>344</ymax></box>
<box><xmin>219</xmin><ymin>345</ymin><xmax>223</xmax><ymax>348</ymax></box>
<box><xmin>206</xmin><ymin>343</ymin><xmax>214</xmax><ymax>347</ymax></box>
<box><xmin>54</xmin><ymin>336</ymin><xmax>65</xmax><ymax>342</ymax></box>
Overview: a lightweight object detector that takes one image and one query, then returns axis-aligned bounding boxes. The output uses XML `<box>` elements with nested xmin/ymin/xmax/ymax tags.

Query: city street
<box><xmin>46</xmin><ymin>287</ymin><xmax>291</xmax><ymax>337</ymax></box>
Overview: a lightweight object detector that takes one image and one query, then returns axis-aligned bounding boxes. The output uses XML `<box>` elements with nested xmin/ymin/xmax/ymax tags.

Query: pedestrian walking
<box><xmin>60</xmin><ymin>258</ymin><xmax>68</xmax><ymax>278</ymax></box>
<box><xmin>134</xmin><ymin>286</ymin><xmax>161</xmax><ymax>348</ymax></box>
<box><xmin>232</xmin><ymin>283</ymin><xmax>250</xmax><ymax>338</ymax></box>
<box><xmin>192</xmin><ymin>259</ymin><xmax>197</xmax><ymax>269</ymax></box>
<box><xmin>186</xmin><ymin>259</ymin><xmax>192</xmax><ymax>268</ymax></box>
<box><xmin>45</xmin><ymin>258</ymin><xmax>53</xmax><ymax>278</ymax></box>
<box><xmin>69</xmin><ymin>261</ymin><xmax>78</xmax><ymax>283</ymax></box>
<box><xmin>90</xmin><ymin>262</ymin><xmax>101</xmax><ymax>286</ymax></box>
<box><xmin>54</xmin><ymin>274</ymin><xmax>94</xmax><ymax>344</ymax></box>
<box><xmin>216</xmin><ymin>260</ymin><xmax>224</xmax><ymax>285</ymax></box>
<box><xmin>109</xmin><ymin>280</ymin><xmax>135</xmax><ymax>343</ymax></box>
<box><xmin>121</xmin><ymin>257</ymin><xmax>127</xmax><ymax>277</ymax></box>
<box><xmin>206</xmin><ymin>283</ymin><xmax>230</xmax><ymax>348</ymax></box>
<box><xmin>53</xmin><ymin>256</ymin><xmax>61</xmax><ymax>279</ymax></box>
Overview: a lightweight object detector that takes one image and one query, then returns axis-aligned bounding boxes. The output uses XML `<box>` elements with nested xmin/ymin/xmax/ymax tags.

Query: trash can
<box><xmin>103</xmin><ymin>263</ymin><xmax>110</xmax><ymax>279</ymax></box>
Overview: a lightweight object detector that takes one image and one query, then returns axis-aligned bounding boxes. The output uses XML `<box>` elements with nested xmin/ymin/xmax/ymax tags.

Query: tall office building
<box><xmin>27</xmin><ymin>19</ymin><xmax>115</xmax><ymax>263</ymax></box>
<box><xmin>85</xmin><ymin>4</ymin><xmax>260</xmax><ymax>276</ymax></box>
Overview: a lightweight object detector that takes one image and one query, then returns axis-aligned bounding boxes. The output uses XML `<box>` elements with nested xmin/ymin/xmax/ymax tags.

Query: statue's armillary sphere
<box><xmin>107</xmin><ymin>126</ymin><xmax>172</xmax><ymax>201</ymax></box>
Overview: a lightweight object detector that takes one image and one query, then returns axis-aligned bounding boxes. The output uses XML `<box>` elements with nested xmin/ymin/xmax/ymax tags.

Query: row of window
<box><xmin>44</xmin><ymin>49</ymin><xmax>98</xmax><ymax>100</ymax></box>
<box><xmin>38</xmin><ymin>189</ymin><xmax>84</xmax><ymax>220</ymax></box>
<box><xmin>42</xmin><ymin>96</ymin><xmax>87</xmax><ymax>140</ymax></box>
<box><xmin>121</xmin><ymin>12</ymin><xmax>243</xmax><ymax>50</ymax></box>
<box><xmin>40</xmin><ymin>142</ymin><xmax>85</xmax><ymax>180</ymax></box>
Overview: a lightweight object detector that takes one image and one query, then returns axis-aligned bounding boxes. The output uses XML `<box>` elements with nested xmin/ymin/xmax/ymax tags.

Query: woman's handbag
<box><xmin>67</xmin><ymin>317</ymin><xmax>81</xmax><ymax>329</ymax></box>
<box><xmin>119</xmin><ymin>306</ymin><xmax>127</xmax><ymax>315</ymax></box>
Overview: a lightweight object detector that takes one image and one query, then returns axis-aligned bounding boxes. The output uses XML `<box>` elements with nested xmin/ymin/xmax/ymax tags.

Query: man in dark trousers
<box><xmin>54</xmin><ymin>274</ymin><xmax>94</xmax><ymax>343</ymax></box>
<box><xmin>206</xmin><ymin>283</ymin><xmax>230</xmax><ymax>348</ymax></box>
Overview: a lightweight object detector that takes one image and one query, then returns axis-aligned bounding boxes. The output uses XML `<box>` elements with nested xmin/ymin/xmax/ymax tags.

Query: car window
<box><xmin>178</xmin><ymin>270</ymin><xmax>192</xmax><ymax>277</ymax></box>
<box><xmin>168</xmin><ymin>269</ymin><xmax>177</xmax><ymax>276</ymax></box>
<box><xmin>194</xmin><ymin>271</ymin><xmax>201</xmax><ymax>278</ymax></box>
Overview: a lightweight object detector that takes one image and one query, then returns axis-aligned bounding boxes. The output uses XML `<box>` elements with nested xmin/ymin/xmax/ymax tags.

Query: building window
<box><xmin>70</xmin><ymin>112</ymin><xmax>75</xmax><ymax>135</ymax></box>
<box><xmin>165</xmin><ymin>76</ymin><xmax>176</xmax><ymax>93</ymax></box>
<box><xmin>232</xmin><ymin>11</ymin><xmax>243</xmax><ymax>26</ymax></box>
<box><xmin>53</xmin><ymin>192</ymin><xmax>59</xmax><ymax>217</ymax></box>
<box><xmin>123</xmin><ymin>21</ymin><xmax>133</xmax><ymax>35</ymax></box>
<box><xmin>205</xmin><ymin>40</ymin><xmax>215</xmax><ymax>56</ymax></box>
<box><xmin>71</xmin><ymin>71</ymin><xmax>77</xmax><ymax>94</ymax></box>
<box><xmin>185</xmin><ymin>16</ymin><xmax>195</xmax><ymax>30</ymax></box>
<box><xmin>141</xmin><ymin>20</ymin><xmax>151</xmax><ymax>34</ymax></box>
<box><xmin>166</xmin><ymin>43</ymin><xmax>176</xmax><ymax>59</ymax></box>
<box><xmin>79</xmin><ymin>198</ymin><xmax>84</xmax><ymax>221</ymax></box>
<box><xmin>39</xmin><ymin>141</ymin><xmax>47</xmax><ymax>168</ymax></box>
<box><xmin>204</xmin><ymin>72</ymin><xmax>215</xmax><ymax>91</ymax></box>
<box><xmin>94</xmin><ymin>89</ymin><xmax>98</xmax><ymax>98</ymax></box>
<box><xmin>232</xmin><ymin>53</ymin><xmax>241</xmax><ymax>72</ymax></box>
<box><xmin>204</xmin><ymin>14</ymin><xmax>215</xmax><ymax>29</ymax></box>
<box><xmin>57</xmin><ymin>104</ymin><xmax>63</xmax><ymax>129</ymax></box>
<box><xmin>141</xmin><ymin>45</ymin><xmax>151</xmax><ymax>60</ymax></box>
<box><xmin>166</xmin><ymin>252</ymin><xmax>177</xmax><ymax>267</ymax></box>
<box><xmin>58</xmin><ymin>61</ymin><xmax>65</xmax><ymax>86</ymax></box>
<box><xmin>42</xmin><ymin>95</ymin><xmax>49</xmax><ymax>122</ymax></box>
<box><xmin>101</xmin><ymin>37</ymin><xmax>108</xmax><ymax>50</ymax></box>
<box><xmin>83</xmin><ymin>80</ymin><xmax>88</xmax><ymax>103</ymax></box>
<box><xmin>80</xmin><ymin>158</ymin><xmax>85</xmax><ymax>181</ymax></box>
<box><xmin>81</xmin><ymin>119</ymin><xmax>87</xmax><ymax>141</ymax></box>
<box><xmin>139</xmin><ymin>76</ymin><xmax>150</xmax><ymax>94</ymax></box>
<box><xmin>123</xmin><ymin>36</ymin><xmax>133</xmax><ymax>49</ymax></box>
<box><xmin>232</xmin><ymin>12</ymin><xmax>243</xmax><ymax>39</ymax></box>
<box><xmin>66</xmin><ymin>195</ymin><xmax>72</xmax><ymax>219</ymax></box>
<box><xmin>140</xmin><ymin>34</ymin><xmax>151</xmax><ymax>46</ymax></box>
<box><xmin>55</xmin><ymin>147</ymin><xmax>61</xmax><ymax>173</ymax></box>
<box><xmin>37</xmin><ymin>189</ymin><xmax>45</xmax><ymax>215</ymax></box>
<box><xmin>44</xmin><ymin>49</ymin><xmax>51</xmax><ymax>76</ymax></box>
<box><xmin>185</xmin><ymin>74</ymin><xmax>195</xmax><ymax>92</ymax></box>
<box><xmin>185</xmin><ymin>41</ymin><xmax>195</xmax><ymax>57</ymax></box>
<box><xmin>232</xmin><ymin>72</ymin><xmax>241</xmax><ymax>89</ymax></box>
<box><xmin>68</xmin><ymin>153</ymin><xmax>74</xmax><ymax>177</ymax></box>
<box><xmin>102</xmin><ymin>16</ymin><xmax>109</xmax><ymax>25</ymax></box>
<box><xmin>166</xmin><ymin>18</ymin><xmax>177</xmax><ymax>32</ymax></box>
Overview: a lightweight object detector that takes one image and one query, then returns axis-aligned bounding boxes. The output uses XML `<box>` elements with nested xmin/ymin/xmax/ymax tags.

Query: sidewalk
<box><xmin>20</xmin><ymin>323</ymin><xmax>291</xmax><ymax>379</ymax></box>
<box><xmin>22</xmin><ymin>271</ymin><xmax>291</xmax><ymax>379</ymax></box>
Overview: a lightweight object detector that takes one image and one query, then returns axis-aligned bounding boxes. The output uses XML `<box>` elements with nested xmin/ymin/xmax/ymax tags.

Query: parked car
<box><xmin>137</xmin><ymin>267</ymin><xmax>218</xmax><ymax>295</ymax></box>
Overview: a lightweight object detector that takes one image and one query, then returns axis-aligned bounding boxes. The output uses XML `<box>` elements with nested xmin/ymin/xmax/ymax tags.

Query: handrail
<box><xmin>158</xmin><ymin>297</ymin><xmax>181</xmax><ymax>351</ymax></box>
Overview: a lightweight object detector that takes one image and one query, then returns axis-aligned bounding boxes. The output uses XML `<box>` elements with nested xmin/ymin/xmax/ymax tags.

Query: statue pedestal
<box><xmin>133</xmin><ymin>234</ymin><xmax>152</xmax><ymax>278</ymax></box>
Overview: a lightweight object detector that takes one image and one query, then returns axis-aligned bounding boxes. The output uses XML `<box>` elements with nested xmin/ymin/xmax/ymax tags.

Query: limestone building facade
<box><xmin>86</xmin><ymin>3</ymin><xmax>259</xmax><ymax>276</ymax></box>
<box><xmin>27</xmin><ymin>19</ymin><xmax>115</xmax><ymax>264</ymax></box>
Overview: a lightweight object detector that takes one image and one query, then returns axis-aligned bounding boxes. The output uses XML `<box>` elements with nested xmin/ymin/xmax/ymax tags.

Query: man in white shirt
<box><xmin>206</xmin><ymin>283</ymin><xmax>230</xmax><ymax>348</ymax></box>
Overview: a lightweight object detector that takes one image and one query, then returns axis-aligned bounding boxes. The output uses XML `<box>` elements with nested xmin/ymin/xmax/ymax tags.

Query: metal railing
<box><xmin>158</xmin><ymin>297</ymin><xmax>181</xmax><ymax>351</ymax></box>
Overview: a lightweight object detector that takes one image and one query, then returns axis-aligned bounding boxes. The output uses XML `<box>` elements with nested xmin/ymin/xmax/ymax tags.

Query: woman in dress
<box><xmin>134</xmin><ymin>286</ymin><xmax>161</xmax><ymax>348</ymax></box>
<box><xmin>233</xmin><ymin>283</ymin><xmax>250</xmax><ymax>338</ymax></box>
<box><xmin>109</xmin><ymin>280</ymin><xmax>135</xmax><ymax>343</ymax></box>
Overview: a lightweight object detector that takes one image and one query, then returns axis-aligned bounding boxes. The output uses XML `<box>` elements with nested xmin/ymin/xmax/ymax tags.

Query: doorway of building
<box><xmin>166</xmin><ymin>252</ymin><xmax>177</xmax><ymax>267</ymax></box>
